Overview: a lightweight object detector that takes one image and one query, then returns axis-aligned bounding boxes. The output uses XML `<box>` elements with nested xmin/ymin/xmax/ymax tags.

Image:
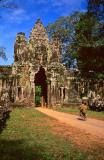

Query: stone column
<box><xmin>65</xmin><ymin>87</ymin><xmax>68</xmax><ymax>103</ymax></box>
<box><xmin>61</xmin><ymin>87</ymin><xmax>64</xmax><ymax>104</ymax></box>
<box><xmin>15</xmin><ymin>79</ymin><xmax>19</xmax><ymax>101</ymax></box>
<box><xmin>54</xmin><ymin>85</ymin><xmax>57</xmax><ymax>106</ymax></box>
<box><xmin>21</xmin><ymin>88</ymin><xmax>24</xmax><ymax>100</ymax></box>
<box><xmin>16</xmin><ymin>88</ymin><xmax>19</xmax><ymax>101</ymax></box>
<box><xmin>30</xmin><ymin>72</ymin><xmax>35</xmax><ymax>106</ymax></box>
<box><xmin>4</xmin><ymin>80</ymin><xmax>6</xmax><ymax>90</ymax></box>
<box><xmin>31</xmin><ymin>81</ymin><xmax>35</xmax><ymax>106</ymax></box>
<box><xmin>55</xmin><ymin>82</ymin><xmax>60</xmax><ymax>104</ymax></box>
<box><xmin>51</xmin><ymin>85</ymin><xmax>55</xmax><ymax>107</ymax></box>
<box><xmin>47</xmin><ymin>82</ymin><xmax>51</xmax><ymax>107</ymax></box>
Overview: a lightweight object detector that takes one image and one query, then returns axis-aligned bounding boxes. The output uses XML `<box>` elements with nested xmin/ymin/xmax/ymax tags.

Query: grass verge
<box><xmin>55</xmin><ymin>107</ymin><xmax>104</xmax><ymax>120</ymax></box>
<box><xmin>0</xmin><ymin>108</ymin><xmax>87</xmax><ymax>160</ymax></box>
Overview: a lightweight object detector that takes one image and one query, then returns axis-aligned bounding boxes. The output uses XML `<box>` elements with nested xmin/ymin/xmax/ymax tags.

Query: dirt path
<box><xmin>36</xmin><ymin>107</ymin><xmax>104</xmax><ymax>138</ymax></box>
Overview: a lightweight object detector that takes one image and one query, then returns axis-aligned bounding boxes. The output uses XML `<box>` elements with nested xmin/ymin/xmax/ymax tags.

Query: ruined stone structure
<box><xmin>11</xmin><ymin>19</ymin><xmax>73</xmax><ymax>107</ymax></box>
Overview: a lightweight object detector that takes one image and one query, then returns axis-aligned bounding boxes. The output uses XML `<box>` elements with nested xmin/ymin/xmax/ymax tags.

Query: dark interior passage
<box><xmin>35</xmin><ymin>66</ymin><xmax>47</xmax><ymax>106</ymax></box>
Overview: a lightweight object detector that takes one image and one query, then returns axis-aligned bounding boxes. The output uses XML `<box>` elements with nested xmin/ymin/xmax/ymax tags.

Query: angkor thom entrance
<box><xmin>35</xmin><ymin>67</ymin><xmax>47</xmax><ymax>107</ymax></box>
<box><xmin>6</xmin><ymin>19</ymin><xmax>71</xmax><ymax>107</ymax></box>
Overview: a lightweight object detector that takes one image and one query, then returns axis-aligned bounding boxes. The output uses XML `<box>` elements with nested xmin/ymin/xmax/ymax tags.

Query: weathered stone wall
<box><xmin>12</xmin><ymin>19</ymin><xmax>69</xmax><ymax>107</ymax></box>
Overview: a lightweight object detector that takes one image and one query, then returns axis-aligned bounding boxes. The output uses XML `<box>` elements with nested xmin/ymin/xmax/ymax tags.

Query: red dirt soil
<box><xmin>36</xmin><ymin>107</ymin><xmax>104</xmax><ymax>153</ymax></box>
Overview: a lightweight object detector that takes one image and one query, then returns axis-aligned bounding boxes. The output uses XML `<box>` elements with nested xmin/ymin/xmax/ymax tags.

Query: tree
<box><xmin>88</xmin><ymin>0</ymin><xmax>104</xmax><ymax>21</ymax></box>
<box><xmin>46</xmin><ymin>12</ymin><xmax>81</xmax><ymax>68</ymax></box>
<box><xmin>88</xmin><ymin>0</ymin><xmax>104</xmax><ymax>46</ymax></box>
<box><xmin>75</xmin><ymin>0</ymin><xmax>104</xmax><ymax>78</ymax></box>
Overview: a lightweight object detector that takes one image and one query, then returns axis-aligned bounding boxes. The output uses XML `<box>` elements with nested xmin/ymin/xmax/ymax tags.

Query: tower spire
<box><xmin>29</xmin><ymin>19</ymin><xmax>51</xmax><ymax>65</ymax></box>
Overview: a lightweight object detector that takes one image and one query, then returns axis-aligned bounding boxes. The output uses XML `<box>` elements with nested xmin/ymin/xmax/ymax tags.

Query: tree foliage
<box><xmin>88</xmin><ymin>0</ymin><xmax>104</xmax><ymax>21</ymax></box>
<box><xmin>46</xmin><ymin>12</ymin><xmax>81</xmax><ymax>68</ymax></box>
<box><xmin>75</xmin><ymin>0</ymin><xmax>104</xmax><ymax>78</ymax></box>
<box><xmin>46</xmin><ymin>2</ymin><xmax>104</xmax><ymax>78</ymax></box>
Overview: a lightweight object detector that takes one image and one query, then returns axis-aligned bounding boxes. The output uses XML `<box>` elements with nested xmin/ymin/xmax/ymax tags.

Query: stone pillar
<box><xmin>47</xmin><ymin>82</ymin><xmax>51</xmax><ymax>107</ymax></box>
<box><xmin>65</xmin><ymin>87</ymin><xmax>68</xmax><ymax>103</ymax></box>
<box><xmin>4</xmin><ymin>80</ymin><xmax>6</xmax><ymax>90</ymax></box>
<box><xmin>16</xmin><ymin>79</ymin><xmax>19</xmax><ymax>101</ymax></box>
<box><xmin>55</xmin><ymin>82</ymin><xmax>60</xmax><ymax>104</ymax></box>
<box><xmin>31</xmin><ymin>81</ymin><xmax>35</xmax><ymax>106</ymax></box>
<box><xmin>54</xmin><ymin>85</ymin><xmax>57</xmax><ymax>106</ymax></box>
<box><xmin>21</xmin><ymin>88</ymin><xmax>24</xmax><ymax>100</ymax></box>
<box><xmin>57</xmin><ymin>87</ymin><xmax>60</xmax><ymax>102</ymax></box>
<box><xmin>61</xmin><ymin>87</ymin><xmax>64</xmax><ymax>104</ymax></box>
<box><xmin>16</xmin><ymin>88</ymin><xmax>19</xmax><ymax>101</ymax></box>
<box><xmin>30</xmin><ymin>72</ymin><xmax>35</xmax><ymax>106</ymax></box>
<box><xmin>51</xmin><ymin>85</ymin><xmax>55</xmax><ymax>107</ymax></box>
<box><xmin>54</xmin><ymin>83</ymin><xmax>58</xmax><ymax>107</ymax></box>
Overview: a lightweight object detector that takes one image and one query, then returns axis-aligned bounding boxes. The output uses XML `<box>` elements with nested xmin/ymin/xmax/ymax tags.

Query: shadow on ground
<box><xmin>77</xmin><ymin>117</ymin><xmax>86</xmax><ymax>121</ymax></box>
<box><xmin>0</xmin><ymin>139</ymin><xmax>48</xmax><ymax>160</ymax></box>
<box><xmin>0</xmin><ymin>112</ymin><xmax>11</xmax><ymax>134</ymax></box>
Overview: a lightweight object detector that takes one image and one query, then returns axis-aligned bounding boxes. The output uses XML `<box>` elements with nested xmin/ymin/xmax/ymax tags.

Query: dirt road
<box><xmin>36</xmin><ymin>107</ymin><xmax>104</xmax><ymax>138</ymax></box>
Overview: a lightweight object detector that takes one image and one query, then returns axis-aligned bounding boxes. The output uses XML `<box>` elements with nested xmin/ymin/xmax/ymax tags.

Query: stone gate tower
<box><xmin>12</xmin><ymin>19</ymin><xmax>70</xmax><ymax>107</ymax></box>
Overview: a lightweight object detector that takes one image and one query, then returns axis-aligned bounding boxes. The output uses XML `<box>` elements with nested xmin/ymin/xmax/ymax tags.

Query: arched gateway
<box><xmin>8</xmin><ymin>19</ymin><xmax>72</xmax><ymax>107</ymax></box>
<box><xmin>35</xmin><ymin>67</ymin><xmax>47</xmax><ymax>107</ymax></box>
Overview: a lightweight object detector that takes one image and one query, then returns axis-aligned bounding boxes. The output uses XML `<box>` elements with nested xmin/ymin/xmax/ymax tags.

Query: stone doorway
<box><xmin>35</xmin><ymin>66</ymin><xmax>47</xmax><ymax>107</ymax></box>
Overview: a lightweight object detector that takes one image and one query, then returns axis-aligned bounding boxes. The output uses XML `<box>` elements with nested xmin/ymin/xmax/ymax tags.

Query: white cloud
<box><xmin>1</xmin><ymin>8</ymin><xmax>31</xmax><ymax>24</ymax></box>
<box><xmin>1</xmin><ymin>0</ymin><xmax>86</xmax><ymax>24</ymax></box>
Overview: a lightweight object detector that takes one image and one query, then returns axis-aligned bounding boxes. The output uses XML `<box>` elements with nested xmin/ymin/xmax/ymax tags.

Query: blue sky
<box><xmin>0</xmin><ymin>0</ymin><xmax>87</xmax><ymax>65</ymax></box>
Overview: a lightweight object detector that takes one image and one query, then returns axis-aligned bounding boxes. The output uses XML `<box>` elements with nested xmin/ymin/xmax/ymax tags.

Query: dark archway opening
<box><xmin>18</xmin><ymin>87</ymin><xmax>21</xmax><ymax>100</ymax></box>
<box><xmin>35</xmin><ymin>66</ymin><xmax>47</xmax><ymax>107</ymax></box>
<box><xmin>63</xmin><ymin>88</ymin><xmax>66</xmax><ymax>100</ymax></box>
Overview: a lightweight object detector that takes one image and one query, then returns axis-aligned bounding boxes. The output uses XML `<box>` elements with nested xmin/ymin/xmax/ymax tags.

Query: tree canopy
<box><xmin>88</xmin><ymin>0</ymin><xmax>104</xmax><ymax>21</ymax></box>
<box><xmin>46</xmin><ymin>12</ymin><xmax>81</xmax><ymax>68</ymax></box>
<box><xmin>76</xmin><ymin>0</ymin><xmax>104</xmax><ymax>78</ymax></box>
<box><xmin>46</xmin><ymin>1</ymin><xmax>104</xmax><ymax>78</ymax></box>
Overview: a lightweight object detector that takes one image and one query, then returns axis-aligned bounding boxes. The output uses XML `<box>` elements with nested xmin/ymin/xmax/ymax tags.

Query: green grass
<box><xmin>55</xmin><ymin>107</ymin><xmax>104</xmax><ymax>120</ymax></box>
<box><xmin>0</xmin><ymin>108</ymin><xmax>87</xmax><ymax>160</ymax></box>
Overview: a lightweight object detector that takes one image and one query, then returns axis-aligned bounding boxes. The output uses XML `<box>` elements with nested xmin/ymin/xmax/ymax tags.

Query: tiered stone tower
<box><xmin>14</xmin><ymin>19</ymin><xmax>61</xmax><ymax>67</ymax></box>
<box><xmin>29</xmin><ymin>19</ymin><xmax>51</xmax><ymax>65</ymax></box>
<box><xmin>12</xmin><ymin>19</ymin><xmax>70</xmax><ymax>107</ymax></box>
<box><xmin>14</xmin><ymin>32</ymin><xmax>28</xmax><ymax>64</ymax></box>
<box><xmin>50</xmin><ymin>36</ymin><xmax>61</xmax><ymax>62</ymax></box>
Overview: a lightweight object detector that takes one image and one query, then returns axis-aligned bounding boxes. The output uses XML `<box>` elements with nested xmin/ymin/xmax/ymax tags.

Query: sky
<box><xmin>0</xmin><ymin>0</ymin><xmax>87</xmax><ymax>65</ymax></box>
